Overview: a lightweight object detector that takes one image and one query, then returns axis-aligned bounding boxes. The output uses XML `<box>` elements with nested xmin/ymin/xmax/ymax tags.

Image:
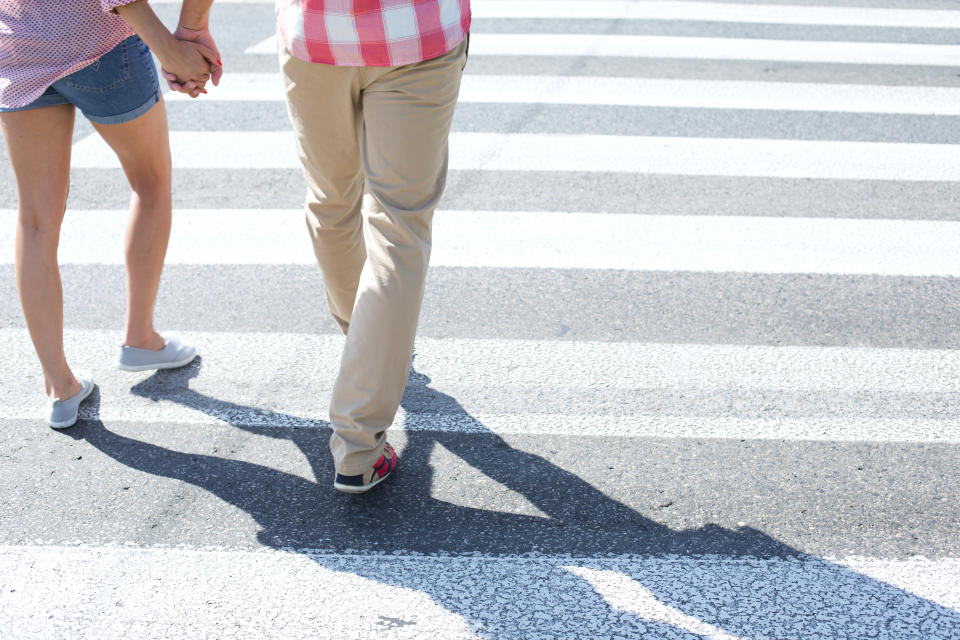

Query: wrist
<box><xmin>151</xmin><ymin>32</ymin><xmax>182</xmax><ymax>66</ymax></box>
<box><xmin>178</xmin><ymin>9</ymin><xmax>211</xmax><ymax>32</ymax></box>
<box><xmin>177</xmin><ymin>21</ymin><xmax>209</xmax><ymax>32</ymax></box>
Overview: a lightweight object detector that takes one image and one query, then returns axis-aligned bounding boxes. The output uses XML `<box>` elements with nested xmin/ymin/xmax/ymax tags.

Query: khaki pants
<box><xmin>281</xmin><ymin>38</ymin><xmax>467</xmax><ymax>475</ymax></box>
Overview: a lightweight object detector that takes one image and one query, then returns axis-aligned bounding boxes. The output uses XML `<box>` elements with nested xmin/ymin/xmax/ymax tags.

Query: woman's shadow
<box><xmin>65</xmin><ymin>357</ymin><xmax>960</xmax><ymax>638</ymax></box>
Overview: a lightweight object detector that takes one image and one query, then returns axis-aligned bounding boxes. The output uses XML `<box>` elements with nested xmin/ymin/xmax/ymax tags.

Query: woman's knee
<box><xmin>18</xmin><ymin>196</ymin><xmax>68</xmax><ymax>236</ymax></box>
<box><xmin>126</xmin><ymin>165</ymin><xmax>172</xmax><ymax>204</ymax></box>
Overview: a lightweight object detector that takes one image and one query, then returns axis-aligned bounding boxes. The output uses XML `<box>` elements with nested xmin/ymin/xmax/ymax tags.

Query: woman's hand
<box><xmin>155</xmin><ymin>37</ymin><xmax>218</xmax><ymax>97</ymax></box>
<box><xmin>162</xmin><ymin>26</ymin><xmax>222</xmax><ymax>99</ymax></box>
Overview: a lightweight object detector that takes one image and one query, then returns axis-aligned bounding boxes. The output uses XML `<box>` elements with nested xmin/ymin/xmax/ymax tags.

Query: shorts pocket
<box><xmin>63</xmin><ymin>39</ymin><xmax>131</xmax><ymax>94</ymax></box>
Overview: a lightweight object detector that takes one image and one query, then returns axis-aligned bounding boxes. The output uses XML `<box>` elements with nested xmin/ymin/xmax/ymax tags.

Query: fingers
<box><xmin>171</xmin><ymin>26</ymin><xmax>223</xmax><ymax>78</ymax></box>
<box><xmin>162</xmin><ymin>31</ymin><xmax>223</xmax><ymax>96</ymax></box>
<box><xmin>166</xmin><ymin>42</ymin><xmax>214</xmax><ymax>95</ymax></box>
<box><xmin>191</xmin><ymin>43</ymin><xmax>220</xmax><ymax>86</ymax></box>
<box><xmin>182</xmin><ymin>79</ymin><xmax>208</xmax><ymax>97</ymax></box>
<box><xmin>195</xmin><ymin>43</ymin><xmax>219</xmax><ymax>66</ymax></box>
<box><xmin>203</xmin><ymin>36</ymin><xmax>222</xmax><ymax>60</ymax></box>
<box><xmin>161</xmin><ymin>67</ymin><xmax>184</xmax><ymax>92</ymax></box>
<box><xmin>162</xmin><ymin>73</ymin><xmax>205</xmax><ymax>98</ymax></box>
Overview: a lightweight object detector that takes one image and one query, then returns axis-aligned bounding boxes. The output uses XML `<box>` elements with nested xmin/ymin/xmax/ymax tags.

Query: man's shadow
<box><xmin>66</xmin><ymin>358</ymin><xmax>960</xmax><ymax>638</ymax></box>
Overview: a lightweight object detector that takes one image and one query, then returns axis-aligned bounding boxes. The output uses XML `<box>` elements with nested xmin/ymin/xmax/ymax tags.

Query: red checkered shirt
<box><xmin>276</xmin><ymin>0</ymin><xmax>471</xmax><ymax>67</ymax></box>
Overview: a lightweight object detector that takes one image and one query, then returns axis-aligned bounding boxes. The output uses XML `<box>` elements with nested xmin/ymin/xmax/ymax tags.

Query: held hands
<box><xmin>160</xmin><ymin>26</ymin><xmax>223</xmax><ymax>99</ymax></box>
<box><xmin>112</xmin><ymin>2</ymin><xmax>221</xmax><ymax>98</ymax></box>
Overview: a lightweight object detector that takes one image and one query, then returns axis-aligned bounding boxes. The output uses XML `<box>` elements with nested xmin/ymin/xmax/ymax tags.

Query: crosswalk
<box><xmin>2</xmin><ymin>1</ymin><xmax>960</xmax><ymax>638</ymax></box>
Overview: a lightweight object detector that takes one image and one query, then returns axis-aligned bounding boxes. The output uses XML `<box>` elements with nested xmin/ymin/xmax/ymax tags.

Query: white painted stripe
<box><xmin>5</xmin><ymin>209</ymin><xmax>960</xmax><ymax>277</ymax></box>
<box><xmin>466</xmin><ymin>34</ymin><xmax>960</xmax><ymax>67</ymax></box>
<box><xmin>2</xmin><ymin>545</ymin><xmax>958</xmax><ymax>638</ymax></box>
<box><xmin>171</xmin><ymin>72</ymin><xmax>960</xmax><ymax>117</ymax></box>
<box><xmin>3</xmin><ymin>404</ymin><xmax>956</xmax><ymax>444</ymax></box>
<box><xmin>193</xmin><ymin>414</ymin><xmax>960</xmax><ymax>444</ymax></box>
<box><xmin>3</xmin><ymin>328</ymin><xmax>960</xmax><ymax>394</ymax></box>
<box><xmin>567</xmin><ymin>567</ymin><xmax>745</xmax><ymax>640</ymax></box>
<box><xmin>153</xmin><ymin>0</ymin><xmax>960</xmax><ymax>29</ymax></box>
<box><xmin>0</xmin><ymin>545</ymin><xmax>477</xmax><ymax>639</ymax></box>
<box><xmin>470</xmin><ymin>1</ymin><xmax>960</xmax><ymax>29</ymax></box>
<box><xmin>71</xmin><ymin>131</ymin><xmax>960</xmax><ymax>181</ymax></box>
<box><xmin>2</xmin><ymin>330</ymin><xmax>957</xmax><ymax>441</ymax></box>
<box><xmin>247</xmin><ymin>34</ymin><xmax>960</xmax><ymax>67</ymax></box>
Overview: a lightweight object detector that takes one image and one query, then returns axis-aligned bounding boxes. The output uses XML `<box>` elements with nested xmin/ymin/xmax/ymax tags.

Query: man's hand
<box><xmin>162</xmin><ymin>26</ymin><xmax>223</xmax><ymax>98</ymax></box>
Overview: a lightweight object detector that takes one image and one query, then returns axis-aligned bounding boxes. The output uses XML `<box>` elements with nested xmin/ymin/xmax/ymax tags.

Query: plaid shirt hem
<box><xmin>277</xmin><ymin>0</ymin><xmax>471</xmax><ymax>67</ymax></box>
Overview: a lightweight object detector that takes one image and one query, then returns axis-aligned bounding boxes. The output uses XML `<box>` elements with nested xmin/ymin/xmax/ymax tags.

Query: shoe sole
<box><xmin>333</xmin><ymin>470</ymin><xmax>392</xmax><ymax>494</ymax></box>
<box><xmin>47</xmin><ymin>383</ymin><xmax>95</xmax><ymax>430</ymax></box>
<box><xmin>117</xmin><ymin>352</ymin><xmax>197</xmax><ymax>372</ymax></box>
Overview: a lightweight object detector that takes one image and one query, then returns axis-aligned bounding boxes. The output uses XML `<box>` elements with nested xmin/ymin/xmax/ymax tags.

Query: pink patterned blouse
<box><xmin>0</xmin><ymin>0</ymin><xmax>139</xmax><ymax>109</ymax></box>
<box><xmin>277</xmin><ymin>0</ymin><xmax>471</xmax><ymax>67</ymax></box>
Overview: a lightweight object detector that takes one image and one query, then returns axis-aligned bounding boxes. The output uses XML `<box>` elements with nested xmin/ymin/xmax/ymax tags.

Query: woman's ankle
<box><xmin>124</xmin><ymin>329</ymin><xmax>165</xmax><ymax>351</ymax></box>
<box><xmin>45</xmin><ymin>371</ymin><xmax>81</xmax><ymax>402</ymax></box>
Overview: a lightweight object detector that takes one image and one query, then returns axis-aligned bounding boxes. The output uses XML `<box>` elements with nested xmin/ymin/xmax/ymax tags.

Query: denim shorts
<box><xmin>0</xmin><ymin>35</ymin><xmax>161</xmax><ymax>125</ymax></box>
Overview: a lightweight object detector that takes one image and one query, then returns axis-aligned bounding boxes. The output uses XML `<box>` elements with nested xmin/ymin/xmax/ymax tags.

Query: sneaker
<box><xmin>118</xmin><ymin>333</ymin><xmax>197</xmax><ymax>372</ymax></box>
<box><xmin>48</xmin><ymin>372</ymin><xmax>95</xmax><ymax>429</ymax></box>
<box><xmin>333</xmin><ymin>443</ymin><xmax>398</xmax><ymax>494</ymax></box>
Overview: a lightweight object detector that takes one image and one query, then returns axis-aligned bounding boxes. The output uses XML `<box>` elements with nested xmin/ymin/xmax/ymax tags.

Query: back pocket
<box><xmin>63</xmin><ymin>39</ymin><xmax>131</xmax><ymax>93</ymax></box>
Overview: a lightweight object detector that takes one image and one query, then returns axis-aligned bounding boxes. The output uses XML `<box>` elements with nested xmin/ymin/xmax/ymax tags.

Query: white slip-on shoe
<box><xmin>48</xmin><ymin>372</ymin><xmax>95</xmax><ymax>429</ymax></box>
<box><xmin>117</xmin><ymin>333</ymin><xmax>197</xmax><ymax>372</ymax></box>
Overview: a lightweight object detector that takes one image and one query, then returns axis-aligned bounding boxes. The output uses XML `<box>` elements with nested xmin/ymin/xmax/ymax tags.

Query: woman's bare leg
<box><xmin>92</xmin><ymin>99</ymin><xmax>172</xmax><ymax>351</ymax></box>
<box><xmin>0</xmin><ymin>105</ymin><xmax>80</xmax><ymax>400</ymax></box>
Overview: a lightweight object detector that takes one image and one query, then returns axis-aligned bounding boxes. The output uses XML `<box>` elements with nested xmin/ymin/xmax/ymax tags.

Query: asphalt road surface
<box><xmin>1</xmin><ymin>1</ymin><xmax>959</xmax><ymax>638</ymax></box>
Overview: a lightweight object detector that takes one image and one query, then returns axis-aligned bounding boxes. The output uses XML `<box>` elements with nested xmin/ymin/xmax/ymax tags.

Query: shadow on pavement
<box><xmin>62</xmin><ymin>357</ymin><xmax>960</xmax><ymax>638</ymax></box>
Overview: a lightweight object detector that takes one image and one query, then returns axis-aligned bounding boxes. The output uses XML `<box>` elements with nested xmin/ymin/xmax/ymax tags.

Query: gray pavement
<box><xmin>13</xmin><ymin>169</ymin><xmax>960</xmax><ymax>219</ymax></box>
<box><xmin>3</xmin><ymin>265</ymin><xmax>960</xmax><ymax>347</ymax></box>
<box><xmin>1</xmin><ymin>1</ymin><xmax>959</xmax><ymax>638</ymax></box>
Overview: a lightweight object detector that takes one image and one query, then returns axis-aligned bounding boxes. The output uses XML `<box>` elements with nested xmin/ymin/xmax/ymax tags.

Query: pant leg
<box><xmin>329</xmin><ymin>39</ymin><xmax>468</xmax><ymax>475</ymax></box>
<box><xmin>280</xmin><ymin>46</ymin><xmax>366</xmax><ymax>333</ymax></box>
